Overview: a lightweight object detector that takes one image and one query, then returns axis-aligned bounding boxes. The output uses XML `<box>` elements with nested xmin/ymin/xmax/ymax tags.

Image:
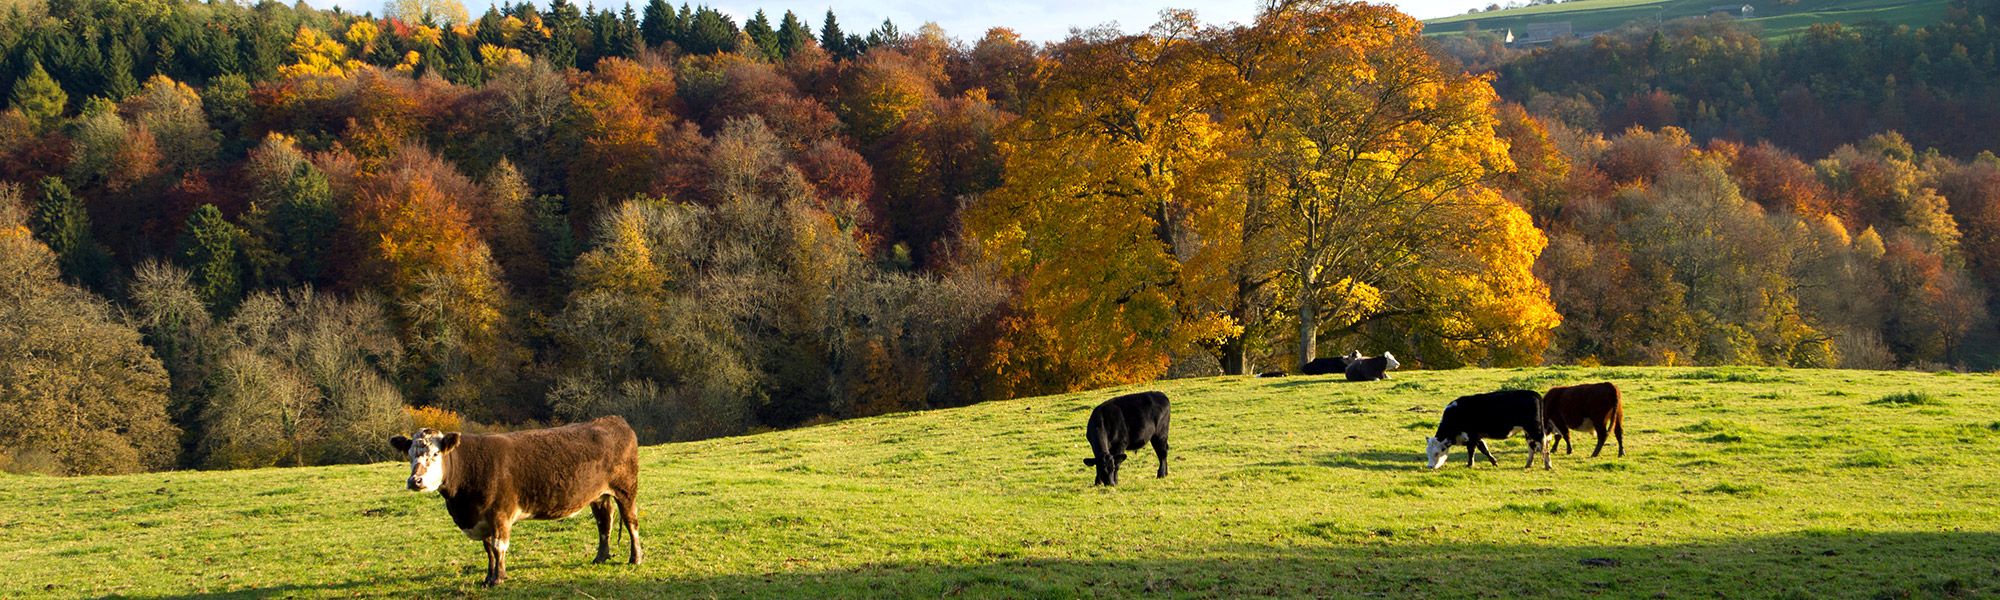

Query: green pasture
<box><xmin>1424</xmin><ymin>0</ymin><xmax>1951</xmax><ymax>41</ymax></box>
<box><xmin>5</xmin><ymin>366</ymin><xmax>2000</xmax><ymax>598</ymax></box>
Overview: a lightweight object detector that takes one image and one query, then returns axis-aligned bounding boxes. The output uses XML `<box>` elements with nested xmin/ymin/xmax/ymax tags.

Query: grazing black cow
<box><xmin>1423</xmin><ymin>390</ymin><xmax>1551</xmax><ymax>469</ymax></box>
<box><xmin>1256</xmin><ymin>371</ymin><xmax>1288</xmax><ymax>378</ymax></box>
<box><xmin>1301</xmin><ymin>351</ymin><xmax>1361</xmax><ymax>375</ymax></box>
<box><xmin>1542</xmin><ymin>382</ymin><xmax>1626</xmax><ymax>457</ymax></box>
<box><xmin>1344</xmin><ymin>352</ymin><xmax>1400</xmax><ymax>381</ymax></box>
<box><xmin>1082</xmin><ymin>391</ymin><xmax>1171</xmax><ymax>486</ymax></box>
<box><xmin>390</xmin><ymin>416</ymin><xmax>642</xmax><ymax>586</ymax></box>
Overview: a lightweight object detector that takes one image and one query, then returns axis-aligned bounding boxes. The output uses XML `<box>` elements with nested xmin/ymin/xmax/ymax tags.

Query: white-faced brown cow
<box><xmin>1542</xmin><ymin>382</ymin><xmax>1626</xmax><ymax>457</ymax></box>
<box><xmin>389</xmin><ymin>416</ymin><xmax>642</xmax><ymax>586</ymax></box>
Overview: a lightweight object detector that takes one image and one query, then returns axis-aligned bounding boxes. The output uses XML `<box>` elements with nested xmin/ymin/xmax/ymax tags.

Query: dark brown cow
<box><xmin>1541</xmin><ymin>382</ymin><xmax>1625</xmax><ymax>457</ymax></box>
<box><xmin>389</xmin><ymin>416</ymin><xmax>642</xmax><ymax>586</ymax></box>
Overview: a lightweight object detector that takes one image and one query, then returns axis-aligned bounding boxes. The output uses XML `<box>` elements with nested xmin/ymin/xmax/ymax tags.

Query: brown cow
<box><xmin>389</xmin><ymin>416</ymin><xmax>642</xmax><ymax>586</ymax></box>
<box><xmin>1541</xmin><ymin>382</ymin><xmax>1625</xmax><ymax>457</ymax></box>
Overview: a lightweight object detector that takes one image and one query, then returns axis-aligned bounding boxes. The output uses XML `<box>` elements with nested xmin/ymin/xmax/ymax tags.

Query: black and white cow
<box><xmin>1082</xmin><ymin>391</ymin><xmax>1171</xmax><ymax>486</ymax></box>
<box><xmin>1344</xmin><ymin>352</ymin><xmax>1400</xmax><ymax>381</ymax></box>
<box><xmin>1301</xmin><ymin>351</ymin><xmax>1361</xmax><ymax>376</ymax></box>
<box><xmin>1423</xmin><ymin>390</ymin><xmax>1552</xmax><ymax>469</ymax></box>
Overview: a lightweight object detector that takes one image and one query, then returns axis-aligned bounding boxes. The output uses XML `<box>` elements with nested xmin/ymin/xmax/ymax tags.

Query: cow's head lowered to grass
<box><xmin>389</xmin><ymin>429</ymin><xmax>460</xmax><ymax>492</ymax></box>
<box><xmin>1423</xmin><ymin>435</ymin><xmax>1456</xmax><ymax>469</ymax></box>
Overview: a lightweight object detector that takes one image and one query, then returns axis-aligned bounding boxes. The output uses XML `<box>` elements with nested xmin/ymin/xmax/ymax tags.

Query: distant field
<box><xmin>5</xmin><ymin>366</ymin><xmax>2000</xmax><ymax>599</ymax></box>
<box><xmin>1425</xmin><ymin>0</ymin><xmax>1951</xmax><ymax>40</ymax></box>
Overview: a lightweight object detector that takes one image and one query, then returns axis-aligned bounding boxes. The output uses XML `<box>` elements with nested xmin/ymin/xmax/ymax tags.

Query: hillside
<box><xmin>4</xmin><ymin>366</ymin><xmax>1998</xmax><ymax>598</ymax></box>
<box><xmin>1424</xmin><ymin>0</ymin><xmax>1950</xmax><ymax>39</ymax></box>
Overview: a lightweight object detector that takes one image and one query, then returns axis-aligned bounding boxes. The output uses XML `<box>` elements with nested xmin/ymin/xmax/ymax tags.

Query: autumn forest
<box><xmin>5</xmin><ymin>0</ymin><xmax>2000</xmax><ymax>476</ymax></box>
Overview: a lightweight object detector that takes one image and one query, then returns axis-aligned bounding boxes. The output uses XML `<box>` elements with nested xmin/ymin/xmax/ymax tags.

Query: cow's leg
<box><xmin>481</xmin><ymin>538</ymin><xmax>498</xmax><ymax>587</ymax></box>
<box><xmin>1559</xmin><ymin>425</ymin><xmax>1574</xmax><ymax>455</ymax></box>
<box><xmin>481</xmin><ymin>536</ymin><xmax>503</xmax><ymax>587</ymax></box>
<box><xmin>1474</xmin><ymin>440</ymin><xmax>1498</xmax><ymax>466</ymax></box>
<box><xmin>614</xmin><ymin>486</ymin><xmax>643</xmax><ymax>565</ymax></box>
<box><xmin>1613</xmin><ymin>418</ymin><xmax>1625</xmax><ymax>457</ymax></box>
<box><xmin>1590</xmin><ymin>421</ymin><xmax>1610</xmax><ymax>458</ymax></box>
<box><xmin>591</xmin><ymin>496</ymin><xmax>614</xmax><ymax>564</ymax></box>
<box><xmin>486</xmin><ymin>521</ymin><xmax>513</xmax><ymax>586</ymax></box>
<box><xmin>1151</xmin><ymin>436</ymin><xmax>1169</xmax><ymax>478</ymax></box>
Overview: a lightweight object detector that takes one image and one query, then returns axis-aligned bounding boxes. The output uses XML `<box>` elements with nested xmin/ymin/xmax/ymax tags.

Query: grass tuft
<box><xmin>1703</xmin><ymin>483</ymin><xmax>1766</xmax><ymax>496</ymax></box>
<box><xmin>1498</xmin><ymin>372</ymin><xmax>1579</xmax><ymax>391</ymax></box>
<box><xmin>1501</xmin><ymin>500</ymin><xmax>1622</xmax><ymax>517</ymax></box>
<box><xmin>1870</xmin><ymin>391</ymin><xmax>1942</xmax><ymax>407</ymax></box>
<box><xmin>1841</xmin><ymin>448</ymin><xmax>1903</xmax><ymax>468</ymax></box>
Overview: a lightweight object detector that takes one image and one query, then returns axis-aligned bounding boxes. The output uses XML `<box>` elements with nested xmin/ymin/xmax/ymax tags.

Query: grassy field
<box><xmin>7</xmin><ymin>366</ymin><xmax>2000</xmax><ymax>599</ymax></box>
<box><xmin>1423</xmin><ymin>0</ymin><xmax>1951</xmax><ymax>40</ymax></box>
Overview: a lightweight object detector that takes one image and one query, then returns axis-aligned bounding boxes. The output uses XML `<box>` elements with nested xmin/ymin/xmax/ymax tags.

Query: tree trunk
<box><xmin>1296</xmin><ymin>271</ymin><xmax>1318</xmax><ymax>367</ymax></box>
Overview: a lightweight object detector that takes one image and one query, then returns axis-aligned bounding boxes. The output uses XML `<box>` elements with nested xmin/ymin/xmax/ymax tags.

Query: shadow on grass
<box><xmin>107</xmin><ymin>531</ymin><xmax>2000</xmax><ymax>599</ymax></box>
<box><xmin>1262</xmin><ymin>378</ymin><xmax>1346</xmax><ymax>389</ymax></box>
<box><xmin>1315</xmin><ymin>450</ymin><xmax>1429</xmax><ymax>471</ymax></box>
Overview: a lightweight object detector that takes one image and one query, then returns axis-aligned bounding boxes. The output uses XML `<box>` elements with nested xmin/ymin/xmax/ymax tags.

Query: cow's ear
<box><xmin>1083</xmin><ymin>458</ymin><xmax>1098</xmax><ymax>466</ymax></box>
<box><xmin>1113</xmin><ymin>453</ymin><xmax>1128</xmax><ymax>463</ymax></box>
<box><xmin>437</xmin><ymin>432</ymin><xmax>461</xmax><ymax>453</ymax></box>
<box><xmin>389</xmin><ymin>435</ymin><xmax>412</xmax><ymax>454</ymax></box>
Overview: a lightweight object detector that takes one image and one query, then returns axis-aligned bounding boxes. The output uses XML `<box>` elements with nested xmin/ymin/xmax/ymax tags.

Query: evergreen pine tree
<box><xmin>820</xmin><ymin>9</ymin><xmax>847</xmax><ymax>59</ymax></box>
<box><xmin>29</xmin><ymin>177</ymin><xmax>112</xmax><ymax>288</ymax></box>
<box><xmin>775</xmin><ymin>10</ymin><xmax>808</xmax><ymax>59</ymax></box>
<box><xmin>544</xmin><ymin>0</ymin><xmax>583</xmax><ymax>69</ymax></box>
<box><xmin>272</xmin><ymin>163</ymin><xmax>336</xmax><ymax>285</ymax></box>
<box><xmin>641</xmin><ymin>0</ymin><xmax>673</xmax><ymax>49</ymax></box>
<box><xmin>104</xmin><ymin>43</ymin><xmax>138</xmax><ymax>101</ymax></box>
<box><xmin>686</xmin><ymin>6</ymin><xmax>738</xmax><ymax>55</ymax></box>
<box><xmin>11</xmin><ymin>61</ymin><xmax>68</xmax><ymax>131</ymax></box>
<box><xmin>176</xmin><ymin>204</ymin><xmax>244</xmax><ymax>314</ymax></box>
<box><xmin>745</xmin><ymin>10</ymin><xmax>777</xmax><ymax>58</ymax></box>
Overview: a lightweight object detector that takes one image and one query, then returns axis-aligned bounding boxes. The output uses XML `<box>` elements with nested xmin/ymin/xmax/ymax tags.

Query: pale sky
<box><xmin>324</xmin><ymin>0</ymin><xmax>1481</xmax><ymax>42</ymax></box>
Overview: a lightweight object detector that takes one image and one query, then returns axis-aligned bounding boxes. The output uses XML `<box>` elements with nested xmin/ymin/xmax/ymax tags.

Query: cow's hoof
<box><xmin>481</xmin><ymin>579</ymin><xmax>501</xmax><ymax>588</ymax></box>
<box><xmin>594</xmin><ymin>556</ymin><xmax>610</xmax><ymax>564</ymax></box>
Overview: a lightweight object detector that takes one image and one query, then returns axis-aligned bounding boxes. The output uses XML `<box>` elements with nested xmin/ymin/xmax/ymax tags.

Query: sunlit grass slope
<box><xmin>6</xmin><ymin>366</ymin><xmax>2000</xmax><ymax>599</ymax></box>
<box><xmin>1425</xmin><ymin>0</ymin><xmax>1951</xmax><ymax>40</ymax></box>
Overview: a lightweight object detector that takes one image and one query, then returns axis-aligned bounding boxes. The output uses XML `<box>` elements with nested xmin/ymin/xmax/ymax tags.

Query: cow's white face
<box><xmin>1345</xmin><ymin>350</ymin><xmax>1362</xmax><ymax>361</ymax></box>
<box><xmin>1424</xmin><ymin>437</ymin><xmax>1452</xmax><ymax>469</ymax></box>
<box><xmin>1383</xmin><ymin>352</ymin><xmax>1401</xmax><ymax>370</ymax></box>
<box><xmin>389</xmin><ymin>429</ymin><xmax>460</xmax><ymax>492</ymax></box>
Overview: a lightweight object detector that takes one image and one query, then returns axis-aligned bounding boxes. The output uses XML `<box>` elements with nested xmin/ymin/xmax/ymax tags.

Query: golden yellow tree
<box><xmin>280</xmin><ymin>27</ymin><xmax>362</xmax><ymax>79</ymax></box>
<box><xmin>1249</xmin><ymin>0</ymin><xmax>1557</xmax><ymax>366</ymax></box>
<box><xmin>964</xmin><ymin>11</ymin><xmax>1243</xmax><ymax>397</ymax></box>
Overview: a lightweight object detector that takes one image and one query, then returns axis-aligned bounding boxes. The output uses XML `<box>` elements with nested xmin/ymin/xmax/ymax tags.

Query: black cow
<box><xmin>1300</xmin><ymin>351</ymin><xmax>1360</xmax><ymax>375</ymax></box>
<box><xmin>1423</xmin><ymin>390</ymin><xmax>1551</xmax><ymax>469</ymax></box>
<box><xmin>1256</xmin><ymin>371</ymin><xmax>1288</xmax><ymax>378</ymax></box>
<box><xmin>1344</xmin><ymin>352</ymin><xmax>1400</xmax><ymax>381</ymax></box>
<box><xmin>1082</xmin><ymin>391</ymin><xmax>1171</xmax><ymax>486</ymax></box>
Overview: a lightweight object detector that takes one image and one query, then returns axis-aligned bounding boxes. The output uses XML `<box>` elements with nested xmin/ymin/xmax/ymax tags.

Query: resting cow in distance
<box><xmin>1083</xmin><ymin>391</ymin><xmax>1171</xmax><ymax>486</ymax></box>
<box><xmin>1344</xmin><ymin>352</ymin><xmax>1400</xmax><ymax>381</ymax></box>
<box><xmin>1542</xmin><ymin>382</ymin><xmax>1626</xmax><ymax>457</ymax></box>
<box><xmin>1424</xmin><ymin>390</ymin><xmax>1552</xmax><ymax>469</ymax></box>
<box><xmin>1301</xmin><ymin>351</ymin><xmax>1361</xmax><ymax>375</ymax></box>
<box><xmin>390</xmin><ymin>416</ymin><xmax>643</xmax><ymax>586</ymax></box>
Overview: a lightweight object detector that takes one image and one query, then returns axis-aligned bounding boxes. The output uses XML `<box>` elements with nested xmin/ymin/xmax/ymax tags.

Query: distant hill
<box><xmin>1424</xmin><ymin>0</ymin><xmax>1951</xmax><ymax>40</ymax></box>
